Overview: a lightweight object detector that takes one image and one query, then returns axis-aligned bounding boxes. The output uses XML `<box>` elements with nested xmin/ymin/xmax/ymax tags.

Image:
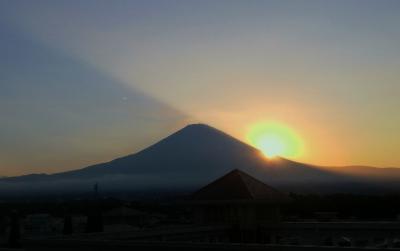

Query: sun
<box><xmin>246</xmin><ymin>121</ymin><xmax>304</xmax><ymax>158</ymax></box>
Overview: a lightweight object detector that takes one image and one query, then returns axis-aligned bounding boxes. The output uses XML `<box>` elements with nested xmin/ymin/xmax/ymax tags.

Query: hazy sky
<box><xmin>1</xmin><ymin>0</ymin><xmax>400</xmax><ymax>175</ymax></box>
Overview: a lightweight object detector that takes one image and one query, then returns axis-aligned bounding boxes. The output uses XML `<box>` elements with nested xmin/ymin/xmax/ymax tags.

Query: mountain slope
<box><xmin>0</xmin><ymin>124</ymin><xmax>399</xmax><ymax>195</ymax></box>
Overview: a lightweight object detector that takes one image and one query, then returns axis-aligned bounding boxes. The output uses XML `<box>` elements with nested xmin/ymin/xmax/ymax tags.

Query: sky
<box><xmin>1</xmin><ymin>0</ymin><xmax>400</xmax><ymax>176</ymax></box>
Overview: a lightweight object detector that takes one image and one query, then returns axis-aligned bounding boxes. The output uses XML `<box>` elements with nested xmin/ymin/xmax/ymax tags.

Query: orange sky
<box><xmin>1</xmin><ymin>1</ymin><xmax>400</xmax><ymax>175</ymax></box>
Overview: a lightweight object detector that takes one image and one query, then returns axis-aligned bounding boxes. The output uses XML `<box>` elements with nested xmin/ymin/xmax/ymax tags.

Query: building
<box><xmin>190</xmin><ymin>169</ymin><xmax>290</xmax><ymax>228</ymax></box>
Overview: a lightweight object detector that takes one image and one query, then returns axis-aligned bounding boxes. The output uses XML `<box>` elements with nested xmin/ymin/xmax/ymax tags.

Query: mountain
<box><xmin>0</xmin><ymin>124</ymin><xmax>399</xmax><ymax>196</ymax></box>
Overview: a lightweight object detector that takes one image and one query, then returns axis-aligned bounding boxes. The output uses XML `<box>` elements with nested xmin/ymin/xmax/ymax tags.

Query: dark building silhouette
<box><xmin>191</xmin><ymin>169</ymin><xmax>290</xmax><ymax>228</ymax></box>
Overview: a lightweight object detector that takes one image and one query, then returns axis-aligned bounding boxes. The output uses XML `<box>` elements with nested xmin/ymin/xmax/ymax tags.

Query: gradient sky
<box><xmin>1</xmin><ymin>0</ymin><xmax>400</xmax><ymax>176</ymax></box>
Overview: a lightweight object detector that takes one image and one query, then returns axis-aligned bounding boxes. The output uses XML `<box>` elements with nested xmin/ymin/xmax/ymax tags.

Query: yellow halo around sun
<box><xmin>246</xmin><ymin>121</ymin><xmax>304</xmax><ymax>159</ymax></box>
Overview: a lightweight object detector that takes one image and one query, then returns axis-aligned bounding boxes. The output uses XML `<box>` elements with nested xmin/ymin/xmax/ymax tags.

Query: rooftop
<box><xmin>191</xmin><ymin>169</ymin><xmax>290</xmax><ymax>204</ymax></box>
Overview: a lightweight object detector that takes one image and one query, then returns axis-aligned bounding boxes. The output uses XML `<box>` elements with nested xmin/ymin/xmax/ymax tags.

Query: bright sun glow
<box><xmin>246</xmin><ymin>121</ymin><xmax>304</xmax><ymax>158</ymax></box>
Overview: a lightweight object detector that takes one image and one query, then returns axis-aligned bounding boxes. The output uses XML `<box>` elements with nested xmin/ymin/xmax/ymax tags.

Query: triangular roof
<box><xmin>191</xmin><ymin>169</ymin><xmax>290</xmax><ymax>204</ymax></box>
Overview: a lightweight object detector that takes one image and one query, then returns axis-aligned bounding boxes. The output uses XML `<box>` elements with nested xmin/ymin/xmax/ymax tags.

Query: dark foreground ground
<box><xmin>1</xmin><ymin>193</ymin><xmax>400</xmax><ymax>250</ymax></box>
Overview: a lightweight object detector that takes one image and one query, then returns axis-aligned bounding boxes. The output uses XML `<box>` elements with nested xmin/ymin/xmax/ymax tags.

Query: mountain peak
<box><xmin>181</xmin><ymin>123</ymin><xmax>216</xmax><ymax>131</ymax></box>
<box><xmin>169</xmin><ymin>123</ymin><xmax>230</xmax><ymax>140</ymax></box>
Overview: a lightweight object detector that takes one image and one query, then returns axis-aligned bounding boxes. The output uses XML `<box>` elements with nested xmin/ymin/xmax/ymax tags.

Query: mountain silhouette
<box><xmin>0</xmin><ymin>124</ymin><xmax>399</xmax><ymax>196</ymax></box>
